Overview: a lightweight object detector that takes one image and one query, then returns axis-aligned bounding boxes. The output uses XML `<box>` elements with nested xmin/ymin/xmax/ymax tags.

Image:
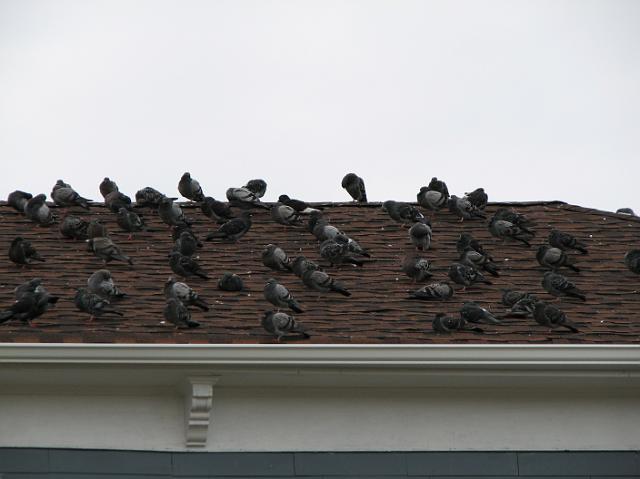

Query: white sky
<box><xmin>1</xmin><ymin>0</ymin><xmax>639</xmax><ymax>212</ymax></box>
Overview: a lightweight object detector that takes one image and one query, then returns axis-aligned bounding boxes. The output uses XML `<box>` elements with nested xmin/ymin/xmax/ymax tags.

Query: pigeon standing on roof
<box><xmin>536</xmin><ymin>245</ymin><xmax>579</xmax><ymax>272</ymax></box>
<box><xmin>494</xmin><ymin>208</ymin><xmax>536</xmax><ymax>232</ymax></box>
<box><xmin>488</xmin><ymin>216</ymin><xmax>533</xmax><ymax>247</ymax></box>
<box><xmin>178</xmin><ymin>172</ymin><xmax>205</xmax><ymax>202</ymax></box>
<box><xmin>616</xmin><ymin>208</ymin><xmax>636</xmax><ymax>216</ymax></box>
<box><xmin>158</xmin><ymin>197</ymin><xmax>190</xmax><ymax>227</ymax></box>
<box><xmin>205</xmin><ymin>212</ymin><xmax>252</xmax><ymax>242</ymax></box>
<box><xmin>87</xmin><ymin>219</ymin><xmax>108</xmax><ymax>239</ymax></box>
<box><xmin>407</xmin><ymin>282</ymin><xmax>454</xmax><ymax>301</ymax></box>
<box><xmin>448</xmin><ymin>195</ymin><xmax>486</xmax><ymax>221</ymax></box>
<box><xmin>60</xmin><ymin>215</ymin><xmax>89</xmax><ymax>240</ymax></box>
<box><xmin>271</xmin><ymin>203</ymin><xmax>302</xmax><ymax>226</ymax></box>
<box><xmin>463</xmin><ymin>188</ymin><xmax>488</xmax><ymax>210</ymax></box>
<box><xmin>301</xmin><ymin>269</ymin><xmax>351</xmax><ymax>296</ymax></box>
<box><xmin>319</xmin><ymin>238</ymin><xmax>363</xmax><ymax>267</ymax></box>
<box><xmin>460</xmin><ymin>302</ymin><xmax>501</xmax><ymax>324</ymax></box>
<box><xmin>417</xmin><ymin>186</ymin><xmax>448</xmax><ymax>212</ymax></box>
<box><xmin>87</xmin><ymin>237</ymin><xmax>133</xmax><ymax>265</ymax></box>
<box><xmin>548</xmin><ymin>229</ymin><xmax>588</xmax><ymax>255</ymax></box>
<box><xmin>116</xmin><ymin>208</ymin><xmax>146</xmax><ymax>239</ymax></box>
<box><xmin>383</xmin><ymin>200</ymin><xmax>424</xmax><ymax>224</ymax></box>
<box><xmin>244</xmin><ymin>179</ymin><xmax>267</xmax><ymax>198</ymax></box>
<box><xmin>99</xmin><ymin>177</ymin><xmax>119</xmax><ymax>198</ymax></box>
<box><xmin>309</xmin><ymin>213</ymin><xmax>342</xmax><ymax>241</ymax></box>
<box><xmin>278</xmin><ymin>195</ymin><xmax>321</xmax><ymax>214</ymax></box>
<box><xmin>459</xmin><ymin>249</ymin><xmax>499</xmax><ymax>277</ymax></box>
<box><xmin>448</xmin><ymin>263</ymin><xmax>492</xmax><ymax>288</ymax></box>
<box><xmin>163</xmin><ymin>298</ymin><xmax>200</xmax><ymax>329</ymax></box>
<box><xmin>456</xmin><ymin>233</ymin><xmax>491</xmax><ymax>258</ymax></box>
<box><xmin>135</xmin><ymin>187</ymin><xmax>166</xmax><ymax>208</ymax></box>
<box><xmin>432</xmin><ymin>313</ymin><xmax>481</xmax><ymax>334</ymax></box>
<box><xmin>226</xmin><ymin>187</ymin><xmax>269</xmax><ymax>209</ymax></box>
<box><xmin>8</xmin><ymin>237</ymin><xmax>45</xmax><ymax>266</ymax></box>
<box><xmin>7</xmin><ymin>190</ymin><xmax>33</xmax><ymax>213</ymax></box>
<box><xmin>341</xmin><ymin>173</ymin><xmax>367</xmax><ymax>202</ymax></box>
<box><xmin>624</xmin><ymin>250</ymin><xmax>640</xmax><ymax>275</ymax></box>
<box><xmin>168</xmin><ymin>251</ymin><xmax>209</xmax><ymax>279</ymax></box>
<box><xmin>501</xmin><ymin>289</ymin><xmax>533</xmax><ymax>308</ymax></box>
<box><xmin>25</xmin><ymin>194</ymin><xmax>54</xmax><ymax>226</ymax></box>
<box><xmin>541</xmin><ymin>271</ymin><xmax>586</xmax><ymax>301</ymax></box>
<box><xmin>409</xmin><ymin>221</ymin><xmax>432</xmax><ymax>251</ymax></box>
<box><xmin>264</xmin><ymin>279</ymin><xmax>304</xmax><ymax>312</ymax></box>
<box><xmin>14</xmin><ymin>278</ymin><xmax>44</xmax><ymax>299</ymax></box>
<box><xmin>218</xmin><ymin>272</ymin><xmax>244</xmax><ymax>291</ymax></box>
<box><xmin>0</xmin><ymin>283</ymin><xmax>59</xmax><ymax>326</ymax></box>
<box><xmin>262</xmin><ymin>244</ymin><xmax>293</xmax><ymax>272</ymax></box>
<box><xmin>402</xmin><ymin>255</ymin><xmax>433</xmax><ymax>282</ymax></box>
<box><xmin>262</xmin><ymin>311</ymin><xmax>310</xmax><ymax>341</ymax></box>
<box><xmin>103</xmin><ymin>189</ymin><xmax>133</xmax><ymax>213</ymax></box>
<box><xmin>173</xmin><ymin>230</ymin><xmax>200</xmax><ymax>257</ymax></box>
<box><xmin>292</xmin><ymin>256</ymin><xmax>322</xmax><ymax>279</ymax></box>
<box><xmin>164</xmin><ymin>277</ymin><xmax>209</xmax><ymax>311</ymax></box>
<box><xmin>533</xmin><ymin>301</ymin><xmax>579</xmax><ymax>332</ymax></box>
<box><xmin>87</xmin><ymin>269</ymin><xmax>126</xmax><ymax>300</ymax></box>
<box><xmin>74</xmin><ymin>288</ymin><xmax>123</xmax><ymax>321</ymax></box>
<box><xmin>201</xmin><ymin>197</ymin><xmax>234</xmax><ymax>223</ymax></box>
<box><xmin>51</xmin><ymin>180</ymin><xmax>91</xmax><ymax>209</ymax></box>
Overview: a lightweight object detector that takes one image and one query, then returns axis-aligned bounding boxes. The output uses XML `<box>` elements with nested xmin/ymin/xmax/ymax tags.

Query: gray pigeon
<box><xmin>264</xmin><ymin>279</ymin><xmax>303</xmax><ymax>312</ymax></box>
<box><xmin>168</xmin><ymin>251</ymin><xmax>208</xmax><ymax>279</ymax></box>
<box><xmin>25</xmin><ymin>194</ymin><xmax>54</xmax><ymax>226</ymax></box>
<box><xmin>501</xmin><ymin>289</ymin><xmax>531</xmax><ymax>308</ymax></box>
<box><xmin>0</xmin><ymin>285</ymin><xmax>59</xmax><ymax>326</ymax></box>
<box><xmin>7</xmin><ymin>190</ymin><xmax>32</xmax><ymax>213</ymax></box>
<box><xmin>383</xmin><ymin>200</ymin><xmax>424</xmax><ymax>224</ymax></box>
<box><xmin>309</xmin><ymin>213</ymin><xmax>343</xmax><ymax>241</ymax></box>
<box><xmin>14</xmin><ymin>278</ymin><xmax>43</xmax><ymax>299</ymax></box>
<box><xmin>158</xmin><ymin>197</ymin><xmax>190</xmax><ymax>227</ymax></box>
<box><xmin>99</xmin><ymin>177</ymin><xmax>119</xmax><ymax>198</ymax></box>
<box><xmin>402</xmin><ymin>256</ymin><xmax>433</xmax><ymax>282</ymax></box>
<box><xmin>625</xmin><ymin>249</ymin><xmax>640</xmax><ymax>274</ymax></box>
<box><xmin>87</xmin><ymin>269</ymin><xmax>126</xmax><ymax>300</ymax></box>
<box><xmin>460</xmin><ymin>302</ymin><xmax>501</xmax><ymax>324</ymax></box>
<box><xmin>205</xmin><ymin>212</ymin><xmax>252</xmax><ymax>242</ymax></box>
<box><xmin>291</xmin><ymin>256</ymin><xmax>321</xmax><ymax>279</ymax></box>
<box><xmin>533</xmin><ymin>301</ymin><xmax>579</xmax><ymax>332</ymax></box>
<box><xmin>262</xmin><ymin>310</ymin><xmax>310</xmax><ymax>341</ymax></box>
<box><xmin>218</xmin><ymin>272</ymin><xmax>244</xmax><ymax>291</ymax></box>
<box><xmin>432</xmin><ymin>313</ymin><xmax>483</xmax><ymax>334</ymax></box>
<box><xmin>341</xmin><ymin>173</ymin><xmax>367</xmax><ymax>202</ymax></box>
<box><xmin>448</xmin><ymin>262</ymin><xmax>492</xmax><ymax>288</ymax></box>
<box><xmin>164</xmin><ymin>277</ymin><xmax>209</xmax><ymax>311</ymax></box>
<box><xmin>244</xmin><ymin>179</ymin><xmax>268</xmax><ymax>198</ymax></box>
<box><xmin>87</xmin><ymin>237</ymin><xmax>133</xmax><ymax>265</ymax></box>
<box><xmin>427</xmin><ymin>177</ymin><xmax>449</xmax><ymax>197</ymax></box>
<box><xmin>493</xmin><ymin>208</ymin><xmax>536</xmax><ymax>232</ymax></box>
<box><xmin>507</xmin><ymin>295</ymin><xmax>539</xmax><ymax>318</ymax></box>
<box><xmin>270</xmin><ymin>203</ymin><xmax>301</xmax><ymax>226</ymax></box>
<box><xmin>417</xmin><ymin>186</ymin><xmax>448</xmax><ymax>212</ymax></box>
<box><xmin>319</xmin><ymin>238</ymin><xmax>363</xmax><ymax>267</ymax></box>
<box><xmin>60</xmin><ymin>215</ymin><xmax>89</xmax><ymax>240</ymax></box>
<box><xmin>409</xmin><ymin>221</ymin><xmax>432</xmax><ymax>251</ymax></box>
<box><xmin>171</xmin><ymin>224</ymin><xmax>202</xmax><ymax>246</ymax></box>
<box><xmin>541</xmin><ymin>271</ymin><xmax>586</xmax><ymax>301</ymax></box>
<box><xmin>407</xmin><ymin>282</ymin><xmax>454</xmax><ymax>301</ymax></box>
<box><xmin>135</xmin><ymin>187</ymin><xmax>166</xmax><ymax>208</ymax></box>
<box><xmin>116</xmin><ymin>208</ymin><xmax>146</xmax><ymax>238</ymax></box>
<box><xmin>548</xmin><ymin>229</ymin><xmax>588</xmax><ymax>255</ymax></box>
<box><xmin>9</xmin><ymin>237</ymin><xmax>45</xmax><ymax>266</ymax></box>
<box><xmin>301</xmin><ymin>269</ymin><xmax>351</xmax><ymax>296</ymax></box>
<box><xmin>488</xmin><ymin>216</ymin><xmax>533</xmax><ymax>247</ymax></box>
<box><xmin>51</xmin><ymin>180</ymin><xmax>91</xmax><ymax>209</ymax></box>
<box><xmin>536</xmin><ymin>245</ymin><xmax>579</xmax><ymax>272</ymax></box>
<box><xmin>460</xmin><ymin>249</ymin><xmax>499</xmax><ymax>277</ymax></box>
<box><xmin>226</xmin><ymin>187</ymin><xmax>269</xmax><ymax>209</ymax></box>
<box><xmin>463</xmin><ymin>188</ymin><xmax>488</xmax><ymax>210</ymax></box>
<box><xmin>201</xmin><ymin>196</ymin><xmax>233</xmax><ymax>223</ymax></box>
<box><xmin>262</xmin><ymin>244</ymin><xmax>293</xmax><ymax>272</ymax></box>
<box><xmin>456</xmin><ymin>233</ymin><xmax>491</xmax><ymax>258</ymax></box>
<box><xmin>448</xmin><ymin>195</ymin><xmax>486</xmax><ymax>221</ymax></box>
<box><xmin>104</xmin><ymin>190</ymin><xmax>132</xmax><ymax>214</ymax></box>
<box><xmin>617</xmin><ymin>208</ymin><xmax>636</xmax><ymax>216</ymax></box>
<box><xmin>278</xmin><ymin>195</ymin><xmax>321</xmax><ymax>214</ymax></box>
<box><xmin>178</xmin><ymin>172</ymin><xmax>205</xmax><ymax>202</ymax></box>
<box><xmin>74</xmin><ymin>288</ymin><xmax>123</xmax><ymax>320</ymax></box>
<box><xmin>163</xmin><ymin>298</ymin><xmax>200</xmax><ymax>329</ymax></box>
<box><xmin>173</xmin><ymin>230</ymin><xmax>200</xmax><ymax>257</ymax></box>
<box><xmin>87</xmin><ymin>219</ymin><xmax>108</xmax><ymax>239</ymax></box>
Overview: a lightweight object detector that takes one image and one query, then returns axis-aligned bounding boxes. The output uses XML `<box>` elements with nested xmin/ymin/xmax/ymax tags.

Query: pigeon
<box><xmin>7</xmin><ymin>190</ymin><xmax>32</xmax><ymax>213</ymax></box>
<box><xmin>417</xmin><ymin>185</ymin><xmax>449</xmax><ymax>212</ymax></box>
<box><xmin>87</xmin><ymin>237</ymin><xmax>133</xmax><ymax>265</ymax></box>
<box><xmin>171</xmin><ymin>225</ymin><xmax>202</xmax><ymax>248</ymax></box>
<box><xmin>8</xmin><ymin>237</ymin><xmax>45</xmax><ymax>265</ymax></box>
<box><xmin>301</xmin><ymin>269</ymin><xmax>351</xmax><ymax>296</ymax></box>
<box><xmin>278</xmin><ymin>195</ymin><xmax>320</xmax><ymax>214</ymax></box>
<box><xmin>270</xmin><ymin>203</ymin><xmax>302</xmax><ymax>226</ymax></box>
<box><xmin>409</xmin><ymin>221</ymin><xmax>432</xmax><ymax>251</ymax></box>
<box><xmin>0</xmin><ymin>285</ymin><xmax>59</xmax><ymax>326</ymax></box>
<box><xmin>407</xmin><ymin>282</ymin><xmax>454</xmax><ymax>301</ymax></box>
<box><xmin>74</xmin><ymin>288</ymin><xmax>123</xmax><ymax>320</ymax></box>
<box><xmin>507</xmin><ymin>295</ymin><xmax>539</xmax><ymax>318</ymax></box>
<box><xmin>87</xmin><ymin>269</ymin><xmax>126</xmax><ymax>300</ymax></box>
<box><xmin>158</xmin><ymin>197</ymin><xmax>190</xmax><ymax>227</ymax></box>
<box><xmin>173</xmin><ymin>230</ymin><xmax>200</xmax><ymax>257</ymax></box>
<box><xmin>432</xmin><ymin>313</ymin><xmax>482</xmax><ymax>334</ymax></box>
<box><xmin>448</xmin><ymin>263</ymin><xmax>492</xmax><ymax>288</ymax></box>
<box><xmin>309</xmin><ymin>213</ymin><xmax>343</xmax><ymax>241</ymax></box>
<box><xmin>541</xmin><ymin>271</ymin><xmax>586</xmax><ymax>301</ymax></box>
<box><xmin>488</xmin><ymin>216</ymin><xmax>533</xmax><ymax>247</ymax></box>
<box><xmin>205</xmin><ymin>212</ymin><xmax>252</xmax><ymax>242</ymax></box>
<box><xmin>501</xmin><ymin>289</ymin><xmax>531</xmax><ymax>308</ymax></box>
<box><xmin>383</xmin><ymin>200</ymin><xmax>424</xmax><ymax>224</ymax></box>
<box><xmin>226</xmin><ymin>187</ymin><xmax>269</xmax><ymax>209</ymax></box>
<box><xmin>548</xmin><ymin>229</ymin><xmax>588</xmax><ymax>255</ymax></box>
<box><xmin>291</xmin><ymin>256</ymin><xmax>322</xmax><ymax>279</ymax></box>
<box><xmin>168</xmin><ymin>251</ymin><xmax>208</xmax><ymax>279</ymax></box>
<box><xmin>459</xmin><ymin>249</ymin><xmax>499</xmax><ymax>277</ymax></box>
<box><xmin>135</xmin><ymin>187</ymin><xmax>166</xmax><ymax>208</ymax></box>
<box><xmin>218</xmin><ymin>272</ymin><xmax>244</xmax><ymax>291</ymax></box>
<box><xmin>164</xmin><ymin>277</ymin><xmax>209</xmax><ymax>311</ymax></box>
<box><xmin>262</xmin><ymin>244</ymin><xmax>293</xmax><ymax>272</ymax></box>
<box><xmin>456</xmin><ymin>233</ymin><xmax>491</xmax><ymax>258</ymax></box>
<box><xmin>87</xmin><ymin>219</ymin><xmax>108</xmax><ymax>239</ymax></box>
<box><xmin>536</xmin><ymin>245</ymin><xmax>579</xmax><ymax>272</ymax></box>
<box><xmin>244</xmin><ymin>179</ymin><xmax>267</xmax><ymax>198</ymax></box>
<box><xmin>201</xmin><ymin>196</ymin><xmax>233</xmax><ymax>223</ymax></box>
<box><xmin>319</xmin><ymin>238</ymin><xmax>363</xmax><ymax>267</ymax></box>
<box><xmin>341</xmin><ymin>173</ymin><xmax>367</xmax><ymax>202</ymax></box>
<box><xmin>104</xmin><ymin>190</ymin><xmax>133</xmax><ymax>214</ymax></box>
<box><xmin>624</xmin><ymin>249</ymin><xmax>640</xmax><ymax>274</ymax></box>
<box><xmin>493</xmin><ymin>208</ymin><xmax>536</xmax><ymax>232</ymax></box>
<box><xmin>262</xmin><ymin>311</ymin><xmax>310</xmax><ymax>341</ymax></box>
<box><xmin>51</xmin><ymin>180</ymin><xmax>91</xmax><ymax>209</ymax></box>
<box><xmin>340</xmin><ymin>234</ymin><xmax>371</xmax><ymax>258</ymax></box>
<box><xmin>116</xmin><ymin>208</ymin><xmax>146</xmax><ymax>238</ymax></box>
<box><xmin>402</xmin><ymin>255</ymin><xmax>433</xmax><ymax>282</ymax></box>
<box><xmin>264</xmin><ymin>279</ymin><xmax>304</xmax><ymax>312</ymax></box>
<box><xmin>460</xmin><ymin>302</ymin><xmax>501</xmax><ymax>324</ymax></box>
<box><xmin>448</xmin><ymin>195</ymin><xmax>486</xmax><ymax>221</ymax></box>
<box><xmin>14</xmin><ymin>278</ymin><xmax>44</xmax><ymax>299</ymax></box>
<box><xmin>60</xmin><ymin>215</ymin><xmax>89</xmax><ymax>240</ymax></box>
<box><xmin>464</xmin><ymin>188</ymin><xmax>488</xmax><ymax>210</ymax></box>
<box><xmin>25</xmin><ymin>194</ymin><xmax>54</xmax><ymax>226</ymax></box>
<box><xmin>533</xmin><ymin>301</ymin><xmax>579</xmax><ymax>332</ymax></box>
<box><xmin>617</xmin><ymin>208</ymin><xmax>636</xmax><ymax>216</ymax></box>
<box><xmin>163</xmin><ymin>298</ymin><xmax>200</xmax><ymax>329</ymax></box>
<box><xmin>178</xmin><ymin>172</ymin><xmax>205</xmax><ymax>202</ymax></box>
<box><xmin>99</xmin><ymin>177</ymin><xmax>119</xmax><ymax>198</ymax></box>
<box><xmin>427</xmin><ymin>177</ymin><xmax>449</xmax><ymax>197</ymax></box>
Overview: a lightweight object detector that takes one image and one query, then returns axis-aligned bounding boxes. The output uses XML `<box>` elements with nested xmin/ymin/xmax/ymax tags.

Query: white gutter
<box><xmin>0</xmin><ymin>343</ymin><xmax>639</xmax><ymax>369</ymax></box>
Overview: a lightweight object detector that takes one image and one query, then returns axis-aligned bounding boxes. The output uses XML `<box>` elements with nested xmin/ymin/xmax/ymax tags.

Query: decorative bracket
<box><xmin>184</xmin><ymin>375</ymin><xmax>220</xmax><ymax>448</ymax></box>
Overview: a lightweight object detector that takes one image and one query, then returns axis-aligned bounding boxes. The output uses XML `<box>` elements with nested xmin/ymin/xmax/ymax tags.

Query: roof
<box><xmin>1</xmin><ymin>200</ymin><xmax>639</xmax><ymax>344</ymax></box>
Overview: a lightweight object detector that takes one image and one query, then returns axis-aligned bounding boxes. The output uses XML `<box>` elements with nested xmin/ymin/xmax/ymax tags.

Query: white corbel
<box><xmin>184</xmin><ymin>375</ymin><xmax>220</xmax><ymax>448</ymax></box>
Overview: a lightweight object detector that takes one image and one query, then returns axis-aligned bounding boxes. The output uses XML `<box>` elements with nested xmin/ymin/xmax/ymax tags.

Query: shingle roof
<box><xmin>1</xmin><ymin>200</ymin><xmax>639</xmax><ymax>344</ymax></box>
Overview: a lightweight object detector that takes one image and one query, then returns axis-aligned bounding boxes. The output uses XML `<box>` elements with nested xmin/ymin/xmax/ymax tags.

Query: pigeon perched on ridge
<box><xmin>226</xmin><ymin>187</ymin><xmax>269</xmax><ymax>209</ymax></box>
<box><xmin>402</xmin><ymin>255</ymin><xmax>433</xmax><ymax>282</ymax></box>
<box><xmin>87</xmin><ymin>237</ymin><xmax>133</xmax><ymax>265</ymax></box>
<box><xmin>460</xmin><ymin>302</ymin><xmax>501</xmax><ymax>324</ymax></box>
<box><xmin>301</xmin><ymin>269</ymin><xmax>351</xmax><ymax>296</ymax></box>
<box><xmin>536</xmin><ymin>245</ymin><xmax>579</xmax><ymax>272</ymax></box>
<box><xmin>218</xmin><ymin>272</ymin><xmax>244</xmax><ymax>291</ymax></box>
<box><xmin>271</xmin><ymin>203</ymin><xmax>302</xmax><ymax>226</ymax></box>
<box><xmin>463</xmin><ymin>188</ymin><xmax>488</xmax><ymax>210</ymax></box>
<box><xmin>104</xmin><ymin>190</ymin><xmax>132</xmax><ymax>214</ymax></box>
<box><xmin>417</xmin><ymin>185</ymin><xmax>449</xmax><ymax>212</ymax></box>
<box><xmin>7</xmin><ymin>190</ymin><xmax>32</xmax><ymax>213</ymax></box>
<box><xmin>60</xmin><ymin>215</ymin><xmax>89</xmax><ymax>240</ymax></box>
<box><xmin>262</xmin><ymin>244</ymin><xmax>293</xmax><ymax>272</ymax></box>
<box><xmin>624</xmin><ymin>249</ymin><xmax>640</xmax><ymax>275</ymax></box>
<box><xmin>541</xmin><ymin>271</ymin><xmax>586</xmax><ymax>301</ymax></box>
<box><xmin>87</xmin><ymin>219</ymin><xmax>108</xmax><ymax>239</ymax></box>
<box><xmin>164</xmin><ymin>277</ymin><xmax>209</xmax><ymax>311</ymax></box>
<box><xmin>9</xmin><ymin>237</ymin><xmax>45</xmax><ymax>266</ymax></box>
<box><xmin>99</xmin><ymin>177</ymin><xmax>119</xmax><ymax>198</ymax></box>
<box><xmin>264</xmin><ymin>279</ymin><xmax>304</xmax><ymax>312</ymax></box>
<box><xmin>533</xmin><ymin>301</ymin><xmax>579</xmax><ymax>332</ymax></box>
<box><xmin>0</xmin><ymin>284</ymin><xmax>59</xmax><ymax>326</ymax></box>
<box><xmin>201</xmin><ymin>196</ymin><xmax>233</xmax><ymax>223</ymax></box>
<box><xmin>244</xmin><ymin>179</ymin><xmax>267</xmax><ymax>198</ymax></box>
<box><xmin>262</xmin><ymin>311</ymin><xmax>310</xmax><ymax>341</ymax></box>
<box><xmin>407</xmin><ymin>282</ymin><xmax>454</xmax><ymax>301</ymax></box>
<box><xmin>493</xmin><ymin>208</ymin><xmax>536</xmax><ymax>232</ymax></box>
<box><xmin>383</xmin><ymin>200</ymin><xmax>424</xmax><ymax>224</ymax></box>
<box><xmin>173</xmin><ymin>230</ymin><xmax>200</xmax><ymax>257</ymax></box>
<box><xmin>163</xmin><ymin>298</ymin><xmax>200</xmax><ymax>329</ymax></box>
<box><xmin>460</xmin><ymin>249</ymin><xmax>499</xmax><ymax>277</ymax></box>
<box><xmin>409</xmin><ymin>221</ymin><xmax>432</xmax><ymax>251</ymax></box>
<box><xmin>74</xmin><ymin>288</ymin><xmax>123</xmax><ymax>320</ymax></box>
<box><xmin>488</xmin><ymin>216</ymin><xmax>533</xmax><ymax>247</ymax></box>
<box><xmin>87</xmin><ymin>269</ymin><xmax>126</xmax><ymax>300</ymax></box>
<box><xmin>168</xmin><ymin>251</ymin><xmax>208</xmax><ymax>279</ymax></box>
<box><xmin>548</xmin><ymin>229</ymin><xmax>588</xmax><ymax>255</ymax></box>
<box><xmin>341</xmin><ymin>173</ymin><xmax>367</xmax><ymax>202</ymax></box>
<box><xmin>319</xmin><ymin>238</ymin><xmax>363</xmax><ymax>267</ymax></box>
<box><xmin>25</xmin><ymin>194</ymin><xmax>54</xmax><ymax>226</ymax></box>
<box><xmin>135</xmin><ymin>187</ymin><xmax>166</xmax><ymax>208</ymax></box>
<box><xmin>116</xmin><ymin>208</ymin><xmax>146</xmax><ymax>238</ymax></box>
<box><xmin>205</xmin><ymin>212</ymin><xmax>252</xmax><ymax>242</ymax></box>
<box><xmin>51</xmin><ymin>180</ymin><xmax>91</xmax><ymax>209</ymax></box>
<box><xmin>448</xmin><ymin>195</ymin><xmax>486</xmax><ymax>221</ymax></box>
<box><xmin>158</xmin><ymin>197</ymin><xmax>190</xmax><ymax>227</ymax></box>
<box><xmin>178</xmin><ymin>172</ymin><xmax>205</xmax><ymax>202</ymax></box>
<box><xmin>292</xmin><ymin>256</ymin><xmax>322</xmax><ymax>279</ymax></box>
<box><xmin>278</xmin><ymin>195</ymin><xmax>320</xmax><ymax>214</ymax></box>
<box><xmin>448</xmin><ymin>263</ymin><xmax>492</xmax><ymax>288</ymax></box>
<box><xmin>617</xmin><ymin>208</ymin><xmax>636</xmax><ymax>216</ymax></box>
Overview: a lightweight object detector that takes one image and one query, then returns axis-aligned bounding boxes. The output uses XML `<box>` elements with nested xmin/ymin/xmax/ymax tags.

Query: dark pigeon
<box><xmin>501</xmin><ymin>289</ymin><xmax>531</xmax><ymax>308</ymax></box>
<box><xmin>402</xmin><ymin>255</ymin><xmax>433</xmax><ymax>282</ymax></box>
<box><xmin>292</xmin><ymin>256</ymin><xmax>322</xmax><ymax>279</ymax></box>
<box><xmin>168</xmin><ymin>251</ymin><xmax>208</xmax><ymax>279</ymax></box>
<box><xmin>301</xmin><ymin>269</ymin><xmax>351</xmax><ymax>296</ymax></box>
<box><xmin>87</xmin><ymin>219</ymin><xmax>108</xmax><ymax>239</ymax></box>
<box><xmin>460</xmin><ymin>302</ymin><xmax>501</xmax><ymax>324</ymax></box>
<box><xmin>541</xmin><ymin>271</ymin><xmax>586</xmax><ymax>301</ymax></box>
<box><xmin>488</xmin><ymin>216</ymin><xmax>533</xmax><ymax>247</ymax></box>
<box><xmin>9</xmin><ymin>237</ymin><xmax>45</xmax><ymax>266</ymax></box>
<box><xmin>74</xmin><ymin>288</ymin><xmax>123</xmax><ymax>320</ymax></box>
<box><xmin>171</xmin><ymin>225</ymin><xmax>202</xmax><ymax>249</ymax></box>
<box><xmin>164</xmin><ymin>277</ymin><xmax>209</xmax><ymax>311</ymax></box>
<box><xmin>159</xmin><ymin>197</ymin><xmax>190</xmax><ymax>227</ymax></box>
<box><xmin>407</xmin><ymin>282</ymin><xmax>454</xmax><ymax>301</ymax></box>
<box><xmin>536</xmin><ymin>245</ymin><xmax>579</xmax><ymax>272</ymax></box>
<box><xmin>163</xmin><ymin>298</ymin><xmax>200</xmax><ymax>329</ymax></box>
<box><xmin>173</xmin><ymin>230</ymin><xmax>200</xmax><ymax>257</ymax></box>
<box><xmin>493</xmin><ymin>208</ymin><xmax>536</xmax><ymax>232</ymax></box>
<box><xmin>417</xmin><ymin>185</ymin><xmax>449</xmax><ymax>212</ymax></box>
<box><xmin>448</xmin><ymin>195</ymin><xmax>486</xmax><ymax>221</ymax></box>
<box><xmin>448</xmin><ymin>263</ymin><xmax>492</xmax><ymax>288</ymax></box>
<box><xmin>617</xmin><ymin>208</ymin><xmax>636</xmax><ymax>216</ymax></box>
<box><xmin>548</xmin><ymin>229</ymin><xmax>588</xmax><ymax>255</ymax></box>
<box><xmin>104</xmin><ymin>191</ymin><xmax>133</xmax><ymax>214</ymax></box>
<box><xmin>7</xmin><ymin>190</ymin><xmax>32</xmax><ymax>213</ymax></box>
<box><xmin>201</xmin><ymin>196</ymin><xmax>233</xmax><ymax>223</ymax></box>
<box><xmin>87</xmin><ymin>269</ymin><xmax>126</xmax><ymax>300</ymax></box>
<box><xmin>14</xmin><ymin>278</ymin><xmax>43</xmax><ymax>299</ymax></box>
<box><xmin>244</xmin><ymin>179</ymin><xmax>267</xmax><ymax>198</ymax></box>
<box><xmin>278</xmin><ymin>195</ymin><xmax>321</xmax><ymax>214</ymax></box>
<box><xmin>383</xmin><ymin>200</ymin><xmax>424</xmax><ymax>224</ymax></box>
<box><xmin>433</xmin><ymin>313</ymin><xmax>483</xmax><ymax>334</ymax></box>
<box><xmin>51</xmin><ymin>180</ymin><xmax>91</xmax><ymax>209</ymax></box>
<box><xmin>264</xmin><ymin>279</ymin><xmax>304</xmax><ymax>312</ymax></box>
<box><xmin>178</xmin><ymin>172</ymin><xmax>205</xmax><ymax>202</ymax></box>
<box><xmin>60</xmin><ymin>215</ymin><xmax>89</xmax><ymax>240</ymax></box>
<box><xmin>270</xmin><ymin>203</ymin><xmax>302</xmax><ymax>226</ymax></box>
<box><xmin>0</xmin><ymin>284</ymin><xmax>59</xmax><ymax>326</ymax></box>
<box><xmin>205</xmin><ymin>212</ymin><xmax>252</xmax><ymax>242</ymax></box>
<box><xmin>116</xmin><ymin>208</ymin><xmax>146</xmax><ymax>238</ymax></box>
<box><xmin>460</xmin><ymin>249</ymin><xmax>499</xmax><ymax>277</ymax></box>
<box><xmin>456</xmin><ymin>233</ymin><xmax>491</xmax><ymax>258</ymax></box>
<box><xmin>262</xmin><ymin>311</ymin><xmax>309</xmax><ymax>341</ymax></box>
<box><xmin>262</xmin><ymin>244</ymin><xmax>293</xmax><ymax>272</ymax></box>
<box><xmin>319</xmin><ymin>238</ymin><xmax>363</xmax><ymax>267</ymax></box>
<box><xmin>463</xmin><ymin>188</ymin><xmax>488</xmax><ymax>210</ymax></box>
<box><xmin>135</xmin><ymin>187</ymin><xmax>166</xmax><ymax>208</ymax></box>
<box><xmin>533</xmin><ymin>301</ymin><xmax>579</xmax><ymax>332</ymax></box>
<box><xmin>625</xmin><ymin>249</ymin><xmax>640</xmax><ymax>274</ymax></box>
<box><xmin>341</xmin><ymin>173</ymin><xmax>367</xmax><ymax>202</ymax></box>
<box><xmin>87</xmin><ymin>237</ymin><xmax>133</xmax><ymax>265</ymax></box>
<box><xmin>218</xmin><ymin>272</ymin><xmax>244</xmax><ymax>291</ymax></box>
<box><xmin>409</xmin><ymin>221</ymin><xmax>432</xmax><ymax>251</ymax></box>
<box><xmin>25</xmin><ymin>194</ymin><xmax>54</xmax><ymax>226</ymax></box>
<box><xmin>226</xmin><ymin>187</ymin><xmax>269</xmax><ymax>209</ymax></box>
<box><xmin>99</xmin><ymin>177</ymin><xmax>119</xmax><ymax>198</ymax></box>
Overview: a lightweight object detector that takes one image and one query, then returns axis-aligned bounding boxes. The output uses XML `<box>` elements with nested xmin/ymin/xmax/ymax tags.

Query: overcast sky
<box><xmin>1</xmin><ymin>0</ymin><xmax>638</xmax><ymax>212</ymax></box>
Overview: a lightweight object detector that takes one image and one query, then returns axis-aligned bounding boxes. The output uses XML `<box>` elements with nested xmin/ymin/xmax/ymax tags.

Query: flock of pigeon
<box><xmin>2</xmin><ymin>172</ymin><xmax>640</xmax><ymax>341</ymax></box>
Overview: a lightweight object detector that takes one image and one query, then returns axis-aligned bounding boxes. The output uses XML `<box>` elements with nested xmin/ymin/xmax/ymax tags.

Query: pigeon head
<box><xmin>278</xmin><ymin>194</ymin><xmax>290</xmax><ymax>202</ymax></box>
<box><xmin>341</xmin><ymin>173</ymin><xmax>357</xmax><ymax>187</ymax></box>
